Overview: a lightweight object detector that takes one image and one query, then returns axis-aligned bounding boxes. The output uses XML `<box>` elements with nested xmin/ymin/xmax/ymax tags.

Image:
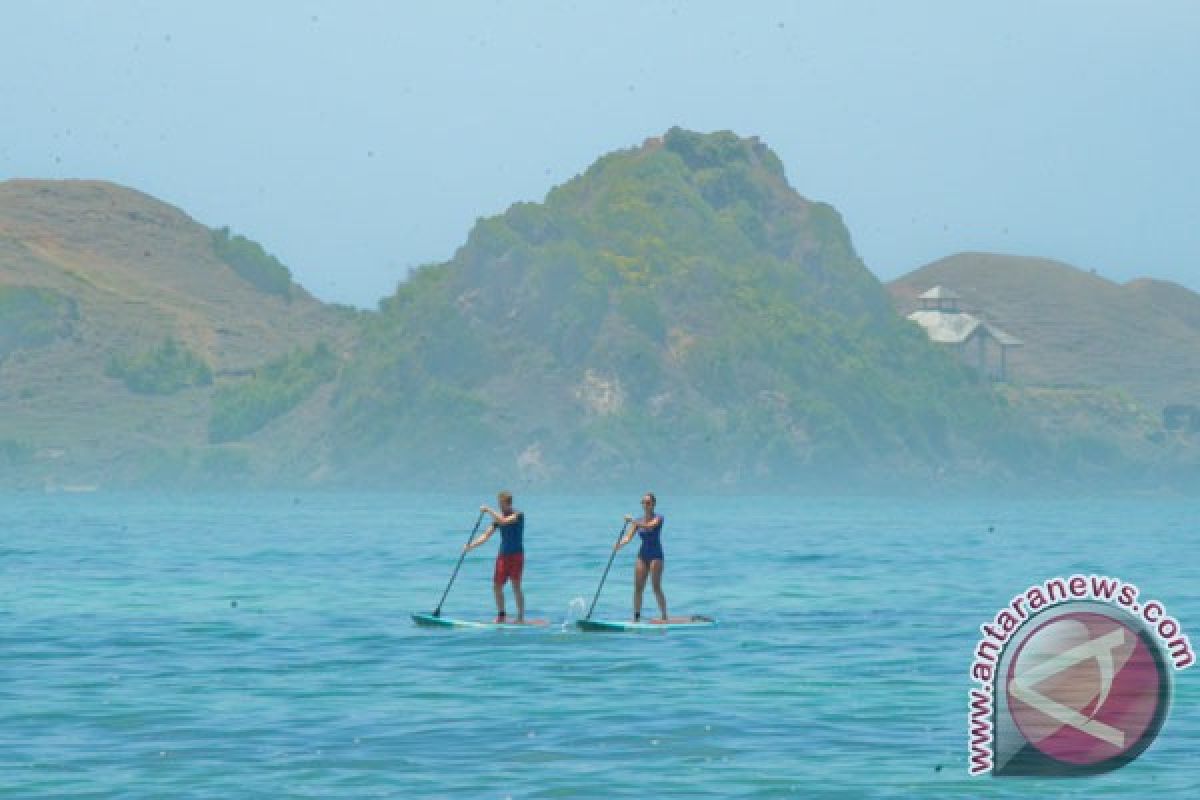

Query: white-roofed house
<box><xmin>906</xmin><ymin>286</ymin><xmax>1022</xmax><ymax>380</ymax></box>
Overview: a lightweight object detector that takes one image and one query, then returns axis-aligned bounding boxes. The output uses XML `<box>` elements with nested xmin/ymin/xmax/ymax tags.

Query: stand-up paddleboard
<box><xmin>411</xmin><ymin>613</ymin><xmax>549</xmax><ymax>630</ymax></box>
<box><xmin>576</xmin><ymin>614</ymin><xmax>716</xmax><ymax>632</ymax></box>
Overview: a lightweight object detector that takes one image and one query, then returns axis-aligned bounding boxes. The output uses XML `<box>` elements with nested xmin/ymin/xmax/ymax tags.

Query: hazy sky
<box><xmin>2</xmin><ymin>1</ymin><xmax>1197</xmax><ymax>307</ymax></box>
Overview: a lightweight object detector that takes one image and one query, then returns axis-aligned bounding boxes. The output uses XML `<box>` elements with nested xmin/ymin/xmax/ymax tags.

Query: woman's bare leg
<box><xmin>633</xmin><ymin>558</ymin><xmax>649</xmax><ymax>620</ymax></box>
<box><xmin>650</xmin><ymin>559</ymin><xmax>667</xmax><ymax>621</ymax></box>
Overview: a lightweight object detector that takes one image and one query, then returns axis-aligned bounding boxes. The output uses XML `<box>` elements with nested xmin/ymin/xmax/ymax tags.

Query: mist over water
<box><xmin>3</xmin><ymin>491</ymin><xmax>1197</xmax><ymax>796</ymax></box>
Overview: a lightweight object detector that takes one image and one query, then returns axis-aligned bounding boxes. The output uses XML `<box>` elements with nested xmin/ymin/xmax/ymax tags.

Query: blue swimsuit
<box><xmin>637</xmin><ymin>515</ymin><xmax>664</xmax><ymax>562</ymax></box>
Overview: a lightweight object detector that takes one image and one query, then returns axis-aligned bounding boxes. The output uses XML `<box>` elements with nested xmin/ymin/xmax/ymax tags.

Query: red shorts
<box><xmin>493</xmin><ymin>553</ymin><xmax>524</xmax><ymax>585</ymax></box>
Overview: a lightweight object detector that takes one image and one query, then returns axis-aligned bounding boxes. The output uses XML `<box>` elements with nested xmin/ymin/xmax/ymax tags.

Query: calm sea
<box><xmin>2</xmin><ymin>492</ymin><xmax>1197</xmax><ymax>797</ymax></box>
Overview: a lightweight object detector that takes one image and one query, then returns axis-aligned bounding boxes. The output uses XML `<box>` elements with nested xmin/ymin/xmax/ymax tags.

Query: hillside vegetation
<box><xmin>106</xmin><ymin>337</ymin><xmax>213</xmax><ymax>395</ymax></box>
<box><xmin>331</xmin><ymin>129</ymin><xmax>1033</xmax><ymax>489</ymax></box>
<box><xmin>0</xmin><ymin>180</ymin><xmax>352</xmax><ymax>488</ymax></box>
<box><xmin>5</xmin><ymin>135</ymin><xmax>1196</xmax><ymax>491</ymax></box>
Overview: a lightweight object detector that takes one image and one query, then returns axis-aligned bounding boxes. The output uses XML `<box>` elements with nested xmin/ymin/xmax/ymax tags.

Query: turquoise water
<box><xmin>3</xmin><ymin>492</ymin><xmax>1197</xmax><ymax>797</ymax></box>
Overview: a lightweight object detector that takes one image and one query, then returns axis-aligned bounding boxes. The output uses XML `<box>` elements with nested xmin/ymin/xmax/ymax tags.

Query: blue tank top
<box><xmin>637</xmin><ymin>514</ymin><xmax>664</xmax><ymax>559</ymax></box>
<box><xmin>498</xmin><ymin>512</ymin><xmax>524</xmax><ymax>555</ymax></box>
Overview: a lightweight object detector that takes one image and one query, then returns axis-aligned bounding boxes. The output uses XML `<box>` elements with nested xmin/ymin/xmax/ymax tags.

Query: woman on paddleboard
<box><xmin>615</xmin><ymin>492</ymin><xmax>667</xmax><ymax>622</ymax></box>
<box><xmin>465</xmin><ymin>490</ymin><xmax>526</xmax><ymax>623</ymax></box>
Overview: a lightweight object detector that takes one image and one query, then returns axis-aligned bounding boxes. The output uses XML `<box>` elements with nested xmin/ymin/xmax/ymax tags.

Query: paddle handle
<box><xmin>585</xmin><ymin>520</ymin><xmax>630</xmax><ymax>620</ymax></box>
<box><xmin>433</xmin><ymin>510</ymin><xmax>487</xmax><ymax>617</ymax></box>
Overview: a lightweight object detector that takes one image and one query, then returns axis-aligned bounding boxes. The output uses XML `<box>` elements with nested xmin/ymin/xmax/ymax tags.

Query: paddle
<box><xmin>585</xmin><ymin>519</ymin><xmax>632</xmax><ymax>620</ymax></box>
<box><xmin>432</xmin><ymin>509</ymin><xmax>487</xmax><ymax>618</ymax></box>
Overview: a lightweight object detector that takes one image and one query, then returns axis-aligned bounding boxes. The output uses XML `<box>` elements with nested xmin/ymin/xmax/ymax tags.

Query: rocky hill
<box><xmin>8</xmin><ymin>137</ymin><xmax>1195</xmax><ymax>492</ymax></box>
<box><xmin>329</xmin><ymin>129</ymin><xmax>1027</xmax><ymax>490</ymax></box>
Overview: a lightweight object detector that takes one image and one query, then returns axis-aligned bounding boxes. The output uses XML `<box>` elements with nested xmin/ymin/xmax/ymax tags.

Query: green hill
<box><xmin>329</xmin><ymin>129</ymin><xmax>1028</xmax><ymax>490</ymax></box>
<box><xmin>0</xmin><ymin>180</ymin><xmax>354</xmax><ymax>488</ymax></box>
<box><xmin>9</xmin><ymin>138</ymin><xmax>1192</xmax><ymax>492</ymax></box>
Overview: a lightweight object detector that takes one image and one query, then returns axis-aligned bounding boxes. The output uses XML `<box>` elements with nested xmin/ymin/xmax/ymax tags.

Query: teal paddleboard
<box><xmin>411</xmin><ymin>613</ymin><xmax>549</xmax><ymax>630</ymax></box>
<box><xmin>576</xmin><ymin>615</ymin><xmax>716</xmax><ymax>632</ymax></box>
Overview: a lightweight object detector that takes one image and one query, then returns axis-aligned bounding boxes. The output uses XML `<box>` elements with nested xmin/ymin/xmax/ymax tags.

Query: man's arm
<box><xmin>466</xmin><ymin>524</ymin><xmax>496</xmax><ymax>551</ymax></box>
<box><xmin>480</xmin><ymin>506</ymin><xmax>520</xmax><ymax>526</ymax></box>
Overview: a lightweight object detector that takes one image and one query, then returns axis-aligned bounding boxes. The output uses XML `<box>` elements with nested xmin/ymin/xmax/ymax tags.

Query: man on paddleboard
<box><xmin>615</xmin><ymin>492</ymin><xmax>667</xmax><ymax>623</ymax></box>
<box><xmin>465</xmin><ymin>490</ymin><xmax>526</xmax><ymax>623</ymax></box>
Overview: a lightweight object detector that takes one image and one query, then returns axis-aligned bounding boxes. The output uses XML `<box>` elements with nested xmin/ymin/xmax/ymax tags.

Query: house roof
<box><xmin>908</xmin><ymin>310</ymin><xmax>980</xmax><ymax>343</ymax></box>
<box><xmin>907</xmin><ymin>310</ymin><xmax>1022</xmax><ymax>347</ymax></box>
<box><xmin>918</xmin><ymin>285</ymin><xmax>962</xmax><ymax>301</ymax></box>
<box><xmin>987</xmin><ymin>326</ymin><xmax>1023</xmax><ymax>347</ymax></box>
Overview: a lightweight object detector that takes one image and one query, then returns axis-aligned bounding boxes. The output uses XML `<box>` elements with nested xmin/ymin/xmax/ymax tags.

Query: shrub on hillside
<box><xmin>106</xmin><ymin>337</ymin><xmax>213</xmax><ymax>395</ymax></box>
<box><xmin>209</xmin><ymin>343</ymin><xmax>337</xmax><ymax>443</ymax></box>
<box><xmin>210</xmin><ymin>226</ymin><xmax>293</xmax><ymax>300</ymax></box>
<box><xmin>0</xmin><ymin>438</ymin><xmax>33</xmax><ymax>466</ymax></box>
<box><xmin>0</xmin><ymin>286</ymin><xmax>76</xmax><ymax>358</ymax></box>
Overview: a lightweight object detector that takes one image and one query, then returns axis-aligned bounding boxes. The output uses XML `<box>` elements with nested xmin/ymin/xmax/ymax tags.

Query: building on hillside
<box><xmin>906</xmin><ymin>286</ymin><xmax>1022</xmax><ymax>381</ymax></box>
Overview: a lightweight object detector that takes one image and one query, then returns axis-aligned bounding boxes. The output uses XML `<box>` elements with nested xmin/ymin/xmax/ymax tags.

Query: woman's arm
<box><xmin>615</xmin><ymin>518</ymin><xmax>637</xmax><ymax>549</ymax></box>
